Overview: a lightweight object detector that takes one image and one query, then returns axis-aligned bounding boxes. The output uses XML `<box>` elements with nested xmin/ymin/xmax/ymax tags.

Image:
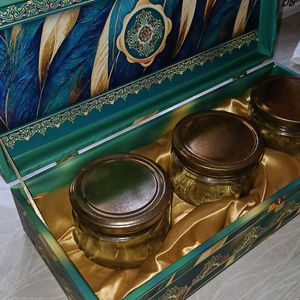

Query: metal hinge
<box><xmin>56</xmin><ymin>152</ymin><xmax>78</xmax><ymax>165</ymax></box>
<box><xmin>268</xmin><ymin>196</ymin><xmax>286</xmax><ymax>213</ymax></box>
<box><xmin>232</xmin><ymin>71</ymin><xmax>248</xmax><ymax>81</ymax></box>
<box><xmin>232</xmin><ymin>60</ymin><xmax>275</xmax><ymax>82</ymax></box>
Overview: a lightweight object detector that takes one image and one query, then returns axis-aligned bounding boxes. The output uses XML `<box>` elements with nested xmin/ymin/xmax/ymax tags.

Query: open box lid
<box><xmin>0</xmin><ymin>0</ymin><xmax>278</xmax><ymax>184</ymax></box>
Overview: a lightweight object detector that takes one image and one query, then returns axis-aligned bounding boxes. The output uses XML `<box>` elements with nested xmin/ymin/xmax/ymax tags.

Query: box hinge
<box><xmin>268</xmin><ymin>196</ymin><xmax>286</xmax><ymax>213</ymax></box>
<box><xmin>56</xmin><ymin>152</ymin><xmax>78</xmax><ymax>165</ymax></box>
<box><xmin>232</xmin><ymin>71</ymin><xmax>248</xmax><ymax>81</ymax></box>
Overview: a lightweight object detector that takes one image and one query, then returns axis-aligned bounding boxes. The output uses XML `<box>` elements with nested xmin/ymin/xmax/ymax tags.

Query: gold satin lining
<box><xmin>34</xmin><ymin>90</ymin><xmax>300</xmax><ymax>300</ymax></box>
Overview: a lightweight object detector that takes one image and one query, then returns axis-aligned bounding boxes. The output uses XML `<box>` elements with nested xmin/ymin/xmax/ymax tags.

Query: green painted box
<box><xmin>0</xmin><ymin>0</ymin><xmax>299</xmax><ymax>299</ymax></box>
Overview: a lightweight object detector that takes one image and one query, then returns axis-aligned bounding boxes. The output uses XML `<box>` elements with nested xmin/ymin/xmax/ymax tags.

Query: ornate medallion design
<box><xmin>117</xmin><ymin>0</ymin><xmax>172</xmax><ymax>67</ymax></box>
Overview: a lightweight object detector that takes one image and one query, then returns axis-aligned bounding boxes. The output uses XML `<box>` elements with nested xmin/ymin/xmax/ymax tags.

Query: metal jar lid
<box><xmin>70</xmin><ymin>153</ymin><xmax>172</xmax><ymax>236</ymax></box>
<box><xmin>251</xmin><ymin>76</ymin><xmax>300</xmax><ymax>132</ymax></box>
<box><xmin>172</xmin><ymin>111</ymin><xmax>264</xmax><ymax>177</ymax></box>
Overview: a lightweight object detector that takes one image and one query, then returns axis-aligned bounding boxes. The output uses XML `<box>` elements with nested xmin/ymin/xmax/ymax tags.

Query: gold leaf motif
<box><xmin>204</xmin><ymin>0</ymin><xmax>217</xmax><ymax>23</ymax></box>
<box><xmin>39</xmin><ymin>8</ymin><xmax>80</xmax><ymax>86</ymax></box>
<box><xmin>232</xmin><ymin>0</ymin><xmax>250</xmax><ymax>38</ymax></box>
<box><xmin>9</xmin><ymin>25</ymin><xmax>22</xmax><ymax>48</ymax></box>
<box><xmin>173</xmin><ymin>0</ymin><xmax>197</xmax><ymax>56</ymax></box>
<box><xmin>90</xmin><ymin>4</ymin><xmax>116</xmax><ymax>97</ymax></box>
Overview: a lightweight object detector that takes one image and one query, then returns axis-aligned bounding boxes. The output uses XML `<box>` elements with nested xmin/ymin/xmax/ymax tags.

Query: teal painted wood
<box><xmin>0</xmin><ymin>0</ymin><xmax>24</xmax><ymax>8</ymax></box>
<box><xmin>13</xmin><ymin>187</ymin><xmax>98</xmax><ymax>300</ymax></box>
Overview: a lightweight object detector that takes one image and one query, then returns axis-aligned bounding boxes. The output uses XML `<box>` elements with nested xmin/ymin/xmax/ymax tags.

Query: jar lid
<box><xmin>251</xmin><ymin>76</ymin><xmax>300</xmax><ymax>131</ymax></box>
<box><xmin>172</xmin><ymin>111</ymin><xmax>264</xmax><ymax>177</ymax></box>
<box><xmin>70</xmin><ymin>153</ymin><xmax>172</xmax><ymax>236</ymax></box>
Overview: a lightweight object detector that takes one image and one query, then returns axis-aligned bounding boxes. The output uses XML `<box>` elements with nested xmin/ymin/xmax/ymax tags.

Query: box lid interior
<box><xmin>0</xmin><ymin>0</ymin><xmax>278</xmax><ymax>183</ymax></box>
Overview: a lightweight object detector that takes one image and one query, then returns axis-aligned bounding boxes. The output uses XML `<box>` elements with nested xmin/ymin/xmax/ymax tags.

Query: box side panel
<box><xmin>12</xmin><ymin>187</ymin><xmax>98</xmax><ymax>300</ymax></box>
<box><xmin>257</xmin><ymin>0</ymin><xmax>279</xmax><ymax>56</ymax></box>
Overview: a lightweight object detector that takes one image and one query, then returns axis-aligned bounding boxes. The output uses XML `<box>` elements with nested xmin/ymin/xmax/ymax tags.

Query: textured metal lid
<box><xmin>172</xmin><ymin>111</ymin><xmax>264</xmax><ymax>177</ymax></box>
<box><xmin>70</xmin><ymin>153</ymin><xmax>172</xmax><ymax>236</ymax></box>
<box><xmin>251</xmin><ymin>76</ymin><xmax>300</xmax><ymax>131</ymax></box>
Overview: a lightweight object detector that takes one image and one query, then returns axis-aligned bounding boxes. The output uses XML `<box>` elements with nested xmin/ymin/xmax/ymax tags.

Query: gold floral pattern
<box><xmin>126</xmin><ymin>10</ymin><xmax>164</xmax><ymax>58</ymax></box>
<box><xmin>1</xmin><ymin>30</ymin><xmax>258</xmax><ymax>149</ymax></box>
<box><xmin>160</xmin><ymin>201</ymin><xmax>300</xmax><ymax>300</ymax></box>
<box><xmin>233</xmin><ymin>225</ymin><xmax>266</xmax><ymax>255</ymax></box>
<box><xmin>117</xmin><ymin>0</ymin><xmax>172</xmax><ymax>67</ymax></box>
<box><xmin>160</xmin><ymin>254</ymin><xmax>230</xmax><ymax>300</ymax></box>
<box><xmin>275</xmin><ymin>200</ymin><xmax>300</xmax><ymax>225</ymax></box>
<box><xmin>0</xmin><ymin>0</ymin><xmax>85</xmax><ymax>27</ymax></box>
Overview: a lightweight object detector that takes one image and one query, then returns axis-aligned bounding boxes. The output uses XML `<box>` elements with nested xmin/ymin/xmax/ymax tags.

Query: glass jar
<box><xmin>170</xmin><ymin>111</ymin><xmax>264</xmax><ymax>206</ymax></box>
<box><xmin>250</xmin><ymin>76</ymin><xmax>300</xmax><ymax>156</ymax></box>
<box><xmin>69</xmin><ymin>153</ymin><xmax>172</xmax><ymax>269</ymax></box>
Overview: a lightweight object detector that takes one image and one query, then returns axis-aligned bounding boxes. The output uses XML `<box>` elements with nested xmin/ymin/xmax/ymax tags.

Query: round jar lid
<box><xmin>172</xmin><ymin>111</ymin><xmax>264</xmax><ymax>177</ymax></box>
<box><xmin>251</xmin><ymin>76</ymin><xmax>300</xmax><ymax>131</ymax></box>
<box><xmin>70</xmin><ymin>153</ymin><xmax>172</xmax><ymax>236</ymax></box>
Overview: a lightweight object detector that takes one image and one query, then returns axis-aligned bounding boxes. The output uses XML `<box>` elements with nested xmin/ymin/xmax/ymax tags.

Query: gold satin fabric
<box><xmin>34</xmin><ymin>91</ymin><xmax>300</xmax><ymax>300</ymax></box>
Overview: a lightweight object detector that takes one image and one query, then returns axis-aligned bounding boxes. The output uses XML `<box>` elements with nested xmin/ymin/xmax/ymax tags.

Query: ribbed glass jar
<box><xmin>69</xmin><ymin>153</ymin><xmax>173</xmax><ymax>269</ymax></box>
<box><xmin>250</xmin><ymin>76</ymin><xmax>300</xmax><ymax>156</ymax></box>
<box><xmin>170</xmin><ymin>111</ymin><xmax>264</xmax><ymax>206</ymax></box>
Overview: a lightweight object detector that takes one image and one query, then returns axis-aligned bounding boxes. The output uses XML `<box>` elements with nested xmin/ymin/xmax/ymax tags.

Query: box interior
<box><xmin>3</xmin><ymin>1</ymin><xmax>299</xmax><ymax>299</ymax></box>
<box><xmin>21</xmin><ymin>63</ymin><xmax>297</xmax><ymax>194</ymax></box>
<box><xmin>9</xmin><ymin>63</ymin><xmax>300</xmax><ymax>300</ymax></box>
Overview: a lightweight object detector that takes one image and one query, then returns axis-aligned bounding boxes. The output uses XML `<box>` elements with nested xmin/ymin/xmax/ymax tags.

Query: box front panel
<box><xmin>138</xmin><ymin>187</ymin><xmax>300</xmax><ymax>300</ymax></box>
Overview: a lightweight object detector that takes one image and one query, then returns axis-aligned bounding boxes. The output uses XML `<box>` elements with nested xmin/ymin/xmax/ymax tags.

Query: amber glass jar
<box><xmin>69</xmin><ymin>153</ymin><xmax>172</xmax><ymax>269</ymax></box>
<box><xmin>251</xmin><ymin>76</ymin><xmax>300</xmax><ymax>156</ymax></box>
<box><xmin>170</xmin><ymin>111</ymin><xmax>264</xmax><ymax>206</ymax></box>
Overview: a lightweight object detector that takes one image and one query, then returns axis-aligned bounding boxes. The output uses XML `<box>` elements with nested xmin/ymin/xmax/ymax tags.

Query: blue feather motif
<box><xmin>198</xmin><ymin>0</ymin><xmax>242</xmax><ymax>51</ymax></box>
<box><xmin>245</xmin><ymin>0</ymin><xmax>260</xmax><ymax>32</ymax></box>
<box><xmin>0</xmin><ymin>21</ymin><xmax>43</xmax><ymax>130</ymax></box>
<box><xmin>0</xmin><ymin>31</ymin><xmax>8</xmax><ymax>132</ymax></box>
<box><xmin>38</xmin><ymin>2</ymin><xmax>114</xmax><ymax>117</ymax></box>
<box><xmin>146</xmin><ymin>0</ymin><xmax>183</xmax><ymax>73</ymax></box>
<box><xmin>107</xmin><ymin>0</ymin><xmax>144</xmax><ymax>90</ymax></box>
<box><xmin>173</xmin><ymin>0</ymin><xmax>206</xmax><ymax>62</ymax></box>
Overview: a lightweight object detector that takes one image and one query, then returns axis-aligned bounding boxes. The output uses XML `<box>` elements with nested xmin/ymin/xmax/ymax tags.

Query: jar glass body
<box><xmin>251</xmin><ymin>111</ymin><xmax>300</xmax><ymax>157</ymax></box>
<box><xmin>170</xmin><ymin>151</ymin><xmax>258</xmax><ymax>206</ymax></box>
<box><xmin>72</xmin><ymin>207</ymin><xmax>171</xmax><ymax>269</ymax></box>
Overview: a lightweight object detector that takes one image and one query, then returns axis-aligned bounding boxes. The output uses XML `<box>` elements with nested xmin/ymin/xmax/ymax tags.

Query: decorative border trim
<box><xmin>160</xmin><ymin>254</ymin><xmax>230</xmax><ymax>300</ymax></box>
<box><xmin>0</xmin><ymin>0</ymin><xmax>93</xmax><ymax>28</ymax></box>
<box><xmin>159</xmin><ymin>201</ymin><xmax>300</xmax><ymax>300</ymax></box>
<box><xmin>1</xmin><ymin>31</ymin><xmax>258</xmax><ymax>149</ymax></box>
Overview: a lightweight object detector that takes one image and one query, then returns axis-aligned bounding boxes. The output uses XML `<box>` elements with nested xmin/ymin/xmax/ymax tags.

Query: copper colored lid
<box><xmin>251</xmin><ymin>76</ymin><xmax>300</xmax><ymax>131</ymax></box>
<box><xmin>172</xmin><ymin>111</ymin><xmax>264</xmax><ymax>177</ymax></box>
<box><xmin>70</xmin><ymin>153</ymin><xmax>172</xmax><ymax>236</ymax></box>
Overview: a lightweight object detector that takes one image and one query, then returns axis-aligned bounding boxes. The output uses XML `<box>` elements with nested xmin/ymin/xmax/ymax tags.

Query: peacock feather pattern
<box><xmin>0</xmin><ymin>0</ymin><xmax>260</xmax><ymax>133</ymax></box>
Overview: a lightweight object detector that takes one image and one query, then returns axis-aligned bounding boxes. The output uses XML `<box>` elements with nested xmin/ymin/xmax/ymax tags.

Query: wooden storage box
<box><xmin>0</xmin><ymin>0</ymin><xmax>299</xmax><ymax>299</ymax></box>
